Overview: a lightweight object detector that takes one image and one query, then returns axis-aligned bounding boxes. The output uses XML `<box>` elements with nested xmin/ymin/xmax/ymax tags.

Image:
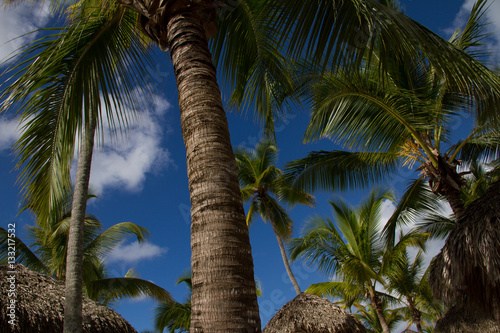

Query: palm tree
<box><xmin>154</xmin><ymin>271</ymin><xmax>192</xmax><ymax>333</ymax></box>
<box><xmin>385</xmin><ymin>250</ymin><xmax>444</xmax><ymax>333</ymax></box>
<box><xmin>290</xmin><ymin>189</ymin><xmax>427</xmax><ymax>333</ymax></box>
<box><xmin>4</xmin><ymin>0</ymin><xmax>500</xmax><ymax>330</ymax></box>
<box><xmin>0</xmin><ymin>4</ymin><xmax>157</xmax><ymax>331</ymax></box>
<box><xmin>0</xmin><ymin>194</ymin><xmax>171</xmax><ymax>306</ymax></box>
<box><xmin>285</xmin><ymin>0</ymin><xmax>500</xmax><ymax>222</ymax></box>
<box><xmin>235</xmin><ymin>140</ymin><xmax>315</xmax><ymax>295</ymax></box>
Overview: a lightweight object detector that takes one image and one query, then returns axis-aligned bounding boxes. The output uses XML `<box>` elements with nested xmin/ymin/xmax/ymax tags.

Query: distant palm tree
<box><xmin>0</xmin><ymin>193</ymin><xmax>171</xmax><ymax>306</ymax></box>
<box><xmin>235</xmin><ymin>140</ymin><xmax>315</xmax><ymax>295</ymax></box>
<box><xmin>290</xmin><ymin>189</ymin><xmax>426</xmax><ymax>333</ymax></box>
<box><xmin>385</xmin><ymin>250</ymin><xmax>444</xmax><ymax>332</ymax></box>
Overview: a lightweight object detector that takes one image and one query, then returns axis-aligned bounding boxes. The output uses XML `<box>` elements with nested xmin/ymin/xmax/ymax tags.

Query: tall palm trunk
<box><xmin>368</xmin><ymin>287</ymin><xmax>390</xmax><ymax>333</ymax></box>
<box><xmin>162</xmin><ymin>7</ymin><xmax>261</xmax><ymax>332</ymax></box>
<box><xmin>271</xmin><ymin>224</ymin><xmax>302</xmax><ymax>295</ymax></box>
<box><xmin>264</xmin><ymin>201</ymin><xmax>301</xmax><ymax>295</ymax></box>
<box><xmin>64</xmin><ymin>114</ymin><xmax>96</xmax><ymax>333</ymax></box>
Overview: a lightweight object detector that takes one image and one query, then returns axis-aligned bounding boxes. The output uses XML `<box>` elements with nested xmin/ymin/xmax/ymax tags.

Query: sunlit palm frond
<box><xmin>306</xmin><ymin>281</ymin><xmax>364</xmax><ymax>305</ymax></box>
<box><xmin>304</xmin><ymin>69</ymin><xmax>431</xmax><ymax>152</ymax></box>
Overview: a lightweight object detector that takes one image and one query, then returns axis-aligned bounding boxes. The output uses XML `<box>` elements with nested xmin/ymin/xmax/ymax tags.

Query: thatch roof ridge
<box><xmin>429</xmin><ymin>180</ymin><xmax>500</xmax><ymax>320</ymax></box>
<box><xmin>0</xmin><ymin>264</ymin><xmax>137</xmax><ymax>333</ymax></box>
<box><xmin>263</xmin><ymin>292</ymin><xmax>366</xmax><ymax>333</ymax></box>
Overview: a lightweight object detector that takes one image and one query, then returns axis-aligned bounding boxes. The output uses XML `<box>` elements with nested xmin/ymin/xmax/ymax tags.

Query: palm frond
<box><xmin>0</xmin><ymin>227</ymin><xmax>49</xmax><ymax>274</ymax></box>
<box><xmin>0</xmin><ymin>5</ymin><xmax>156</xmax><ymax>227</ymax></box>
<box><xmin>84</xmin><ymin>276</ymin><xmax>172</xmax><ymax>306</ymax></box>
<box><xmin>383</xmin><ymin>178</ymin><xmax>443</xmax><ymax>248</ymax></box>
<box><xmin>86</xmin><ymin>222</ymin><xmax>150</xmax><ymax>261</ymax></box>
<box><xmin>211</xmin><ymin>0</ymin><xmax>295</xmax><ymax>136</ymax></box>
<box><xmin>285</xmin><ymin>150</ymin><xmax>400</xmax><ymax>193</ymax></box>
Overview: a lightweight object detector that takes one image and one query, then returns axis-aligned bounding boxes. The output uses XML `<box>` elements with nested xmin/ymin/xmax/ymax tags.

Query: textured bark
<box><xmin>369</xmin><ymin>288</ymin><xmax>390</xmax><ymax>333</ymax></box>
<box><xmin>63</xmin><ymin>115</ymin><xmax>96</xmax><ymax>333</ymax></box>
<box><xmin>162</xmin><ymin>6</ymin><xmax>261</xmax><ymax>332</ymax></box>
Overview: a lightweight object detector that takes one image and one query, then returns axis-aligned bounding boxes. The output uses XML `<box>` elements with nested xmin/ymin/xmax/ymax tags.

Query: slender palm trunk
<box><xmin>163</xmin><ymin>8</ymin><xmax>260</xmax><ymax>332</ymax></box>
<box><xmin>64</xmin><ymin>114</ymin><xmax>96</xmax><ymax>333</ymax></box>
<box><xmin>369</xmin><ymin>287</ymin><xmax>390</xmax><ymax>333</ymax></box>
<box><xmin>271</xmin><ymin>225</ymin><xmax>302</xmax><ymax>295</ymax></box>
<box><xmin>264</xmin><ymin>201</ymin><xmax>301</xmax><ymax>295</ymax></box>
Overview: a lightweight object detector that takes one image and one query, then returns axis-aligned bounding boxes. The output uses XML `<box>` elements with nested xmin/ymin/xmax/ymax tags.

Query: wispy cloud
<box><xmin>106</xmin><ymin>241</ymin><xmax>168</xmax><ymax>264</ymax></box>
<box><xmin>0</xmin><ymin>117</ymin><xmax>20</xmax><ymax>152</ymax></box>
<box><xmin>0</xmin><ymin>4</ymin><xmax>51</xmax><ymax>63</ymax></box>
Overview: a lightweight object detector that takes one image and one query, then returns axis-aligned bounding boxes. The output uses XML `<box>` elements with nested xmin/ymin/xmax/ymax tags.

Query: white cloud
<box><xmin>0</xmin><ymin>4</ymin><xmax>51</xmax><ymax>62</ymax></box>
<box><xmin>106</xmin><ymin>241</ymin><xmax>168</xmax><ymax>264</ymax></box>
<box><xmin>79</xmin><ymin>94</ymin><xmax>172</xmax><ymax>195</ymax></box>
<box><xmin>0</xmin><ymin>117</ymin><xmax>20</xmax><ymax>152</ymax></box>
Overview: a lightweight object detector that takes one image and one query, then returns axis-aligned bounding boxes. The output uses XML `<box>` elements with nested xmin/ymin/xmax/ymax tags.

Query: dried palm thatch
<box><xmin>0</xmin><ymin>264</ymin><xmax>137</xmax><ymax>333</ymax></box>
<box><xmin>263</xmin><ymin>293</ymin><xmax>366</xmax><ymax>333</ymax></box>
<box><xmin>429</xmin><ymin>180</ymin><xmax>500</xmax><ymax>321</ymax></box>
<box><xmin>434</xmin><ymin>305</ymin><xmax>500</xmax><ymax>333</ymax></box>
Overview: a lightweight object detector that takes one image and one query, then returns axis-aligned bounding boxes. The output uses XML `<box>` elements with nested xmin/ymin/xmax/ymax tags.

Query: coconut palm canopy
<box><xmin>429</xmin><ymin>180</ymin><xmax>500</xmax><ymax>320</ymax></box>
<box><xmin>263</xmin><ymin>293</ymin><xmax>366</xmax><ymax>333</ymax></box>
<box><xmin>0</xmin><ymin>264</ymin><xmax>137</xmax><ymax>333</ymax></box>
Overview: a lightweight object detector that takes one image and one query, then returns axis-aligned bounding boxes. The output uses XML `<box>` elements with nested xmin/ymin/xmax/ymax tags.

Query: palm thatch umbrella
<box><xmin>0</xmin><ymin>264</ymin><xmax>137</xmax><ymax>333</ymax></box>
<box><xmin>434</xmin><ymin>305</ymin><xmax>500</xmax><ymax>333</ymax></box>
<box><xmin>263</xmin><ymin>293</ymin><xmax>366</xmax><ymax>333</ymax></box>
<box><xmin>429</xmin><ymin>180</ymin><xmax>500</xmax><ymax>322</ymax></box>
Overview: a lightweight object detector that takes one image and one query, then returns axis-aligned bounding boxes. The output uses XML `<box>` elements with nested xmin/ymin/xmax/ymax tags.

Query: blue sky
<box><xmin>1</xmin><ymin>0</ymin><xmax>499</xmax><ymax>332</ymax></box>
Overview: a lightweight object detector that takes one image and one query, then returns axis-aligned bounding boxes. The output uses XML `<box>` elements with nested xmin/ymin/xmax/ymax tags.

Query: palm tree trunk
<box><xmin>163</xmin><ymin>7</ymin><xmax>261</xmax><ymax>332</ymax></box>
<box><xmin>369</xmin><ymin>287</ymin><xmax>390</xmax><ymax>333</ymax></box>
<box><xmin>408</xmin><ymin>299</ymin><xmax>423</xmax><ymax>333</ymax></box>
<box><xmin>264</xmin><ymin>201</ymin><xmax>301</xmax><ymax>295</ymax></box>
<box><xmin>271</xmin><ymin>225</ymin><xmax>302</xmax><ymax>295</ymax></box>
<box><xmin>442</xmin><ymin>188</ymin><xmax>465</xmax><ymax>220</ymax></box>
<box><xmin>64</xmin><ymin>114</ymin><xmax>96</xmax><ymax>333</ymax></box>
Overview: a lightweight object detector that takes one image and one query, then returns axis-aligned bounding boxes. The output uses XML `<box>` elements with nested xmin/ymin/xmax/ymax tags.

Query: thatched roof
<box><xmin>0</xmin><ymin>264</ymin><xmax>137</xmax><ymax>333</ymax></box>
<box><xmin>263</xmin><ymin>293</ymin><xmax>366</xmax><ymax>333</ymax></box>
<box><xmin>429</xmin><ymin>181</ymin><xmax>500</xmax><ymax>321</ymax></box>
<box><xmin>434</xmin><ymin>305</ymin><xmax>500</xmax><ymax>333</ymax></box>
